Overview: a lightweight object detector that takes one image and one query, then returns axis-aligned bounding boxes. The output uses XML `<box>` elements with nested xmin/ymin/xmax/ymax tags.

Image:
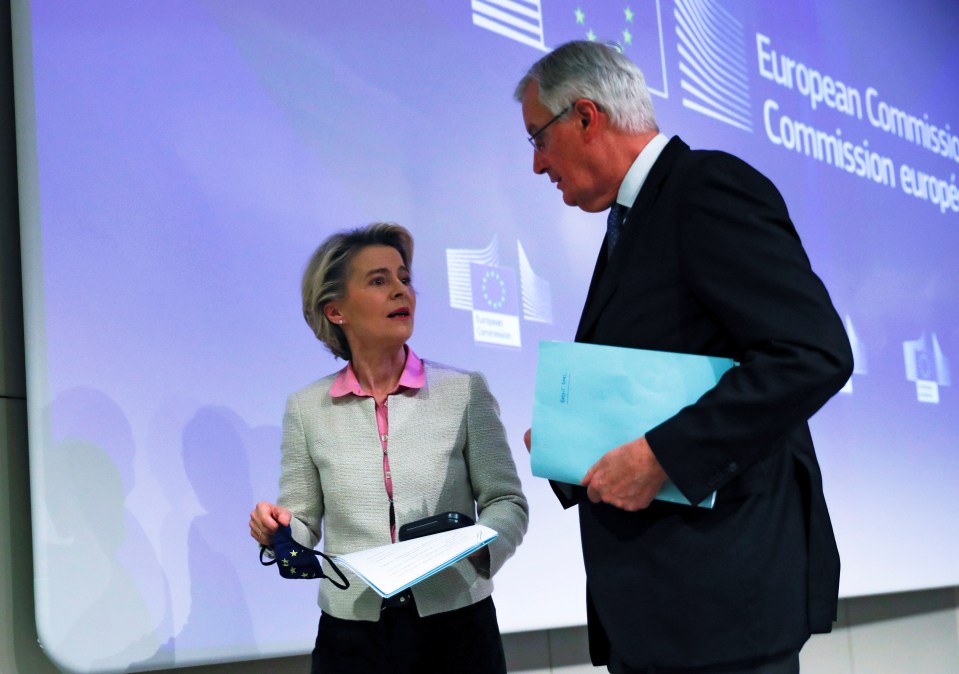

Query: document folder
<box><xmin>531</xmin><ymin>341</ymin><xmax>735</xmax><ymax>508</ymax></box>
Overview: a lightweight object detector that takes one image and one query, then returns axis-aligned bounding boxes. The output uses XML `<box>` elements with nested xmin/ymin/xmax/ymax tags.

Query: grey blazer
<box><xmin>278</xmin><ymin>359</ymin><xmax>528</xmax><ymax>621</ymax></box>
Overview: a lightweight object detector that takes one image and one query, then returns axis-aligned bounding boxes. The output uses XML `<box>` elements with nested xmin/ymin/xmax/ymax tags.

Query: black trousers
<box><xmin>311</xmin><ymin>595</ymin><xmax>507</xmax><ymax>674</ymax></box>
<box><xmin>610</xmin><ymin>648</ymin><xmax>801</xmax><ymax>674</ymax></box>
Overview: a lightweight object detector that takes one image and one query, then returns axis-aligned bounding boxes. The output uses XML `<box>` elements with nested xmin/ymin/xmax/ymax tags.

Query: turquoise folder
<box><xmin>531</xmin><ymin>341</ymin><xmax>735</xmax><ymax>509</ymax></box>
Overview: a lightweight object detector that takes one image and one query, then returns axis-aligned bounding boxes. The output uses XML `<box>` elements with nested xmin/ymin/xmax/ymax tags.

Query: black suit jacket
<box><xmin>567</xmin><ymin>136</ymin><xmax>853</xmax><ymax>669</ymax></box>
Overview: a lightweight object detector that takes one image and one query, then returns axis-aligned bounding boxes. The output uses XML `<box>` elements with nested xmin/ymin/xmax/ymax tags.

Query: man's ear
<box><xmin>573</xmin><ymin>98</ymin><xmax>602</xmax><ymax>135</ymax></box>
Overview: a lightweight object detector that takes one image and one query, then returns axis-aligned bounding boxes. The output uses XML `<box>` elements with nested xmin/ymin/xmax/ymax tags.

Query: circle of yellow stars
<box><xmin>575</xmin><ymin>6</ymin><xmax>635</xmax><ymax>46</ymax></box>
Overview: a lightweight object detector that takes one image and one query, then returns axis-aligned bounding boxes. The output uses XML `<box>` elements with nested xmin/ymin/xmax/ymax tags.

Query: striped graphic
<box><xmin>446</xmin><ymin>236</ymin><xmax>500</xmax><ymax>310</ymax></box>
<box><xmin>840</xmin><ymin>315</ymin><xmax>867</xmax><ymax>394</ymax></box>
<box><xmin>675</xmin><ymin>0</ymin><xmax>753</xmax><ymax>131</ymax></box>
<box><xmin>846</xmin><ymin>315</ymin><xmax>869</xmax><ymax>376</ymax></box>
<box><xmin>472</xmin><ymin>0</ymin><xmax>548</xmax><ymax>51</ymax></box>
<box><xmin>517</xmin><ymin>241</ymin><xmax>553</xmax><ymax>324</ymax></box>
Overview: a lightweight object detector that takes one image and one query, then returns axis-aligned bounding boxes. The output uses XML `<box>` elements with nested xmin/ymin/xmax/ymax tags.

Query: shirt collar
<box><xmin>329</xmin><ymin>346</ymin><xmax>425</xmax><ymax>398</ymax></box>
<box><xmin>615</xmin><ymin>133</ymin><xmax>669</xmax><ymax>208</ymax></box>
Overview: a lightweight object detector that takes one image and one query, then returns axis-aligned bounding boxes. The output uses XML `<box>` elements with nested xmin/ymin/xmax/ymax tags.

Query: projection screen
<box><xmin>11</xmin><ymin>0</ymin><xmax>959</xmax><ymax>671</ymax></box>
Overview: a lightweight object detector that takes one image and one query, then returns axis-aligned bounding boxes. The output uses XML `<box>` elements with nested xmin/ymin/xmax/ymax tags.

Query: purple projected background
<box><xmin>14</xmin><ymin>0</ymin><xmax>959</xmax><ymax>671</ymax></box>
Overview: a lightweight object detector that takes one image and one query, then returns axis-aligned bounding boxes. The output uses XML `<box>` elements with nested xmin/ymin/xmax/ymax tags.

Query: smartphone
<box><xmin>398</xmin><ymin>511</ymin><xmax>474</xmax><ymax>541</ymax></box>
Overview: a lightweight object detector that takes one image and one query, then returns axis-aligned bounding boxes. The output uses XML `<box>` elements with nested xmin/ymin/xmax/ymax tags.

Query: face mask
<box><xmin>259</xmin><ymin>524</ymin><xmax>350</xmax><ymax>589</ymax></box>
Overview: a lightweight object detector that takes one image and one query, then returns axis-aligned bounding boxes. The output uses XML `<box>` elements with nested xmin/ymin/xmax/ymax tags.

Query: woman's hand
<box><xmin>249</xmin><ymin>501</ymin><xmax>292</xmax><ymax>546</ymax></box>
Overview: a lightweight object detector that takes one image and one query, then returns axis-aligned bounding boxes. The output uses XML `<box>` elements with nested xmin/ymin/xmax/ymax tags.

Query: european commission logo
<box><xmin>472</xmin><ymin>0</ymin><xmax>754</xmax><ymax>129</ymax></box>
<box><xmin>446</xmin><ymin>236</ymin><xmax>553</xmax><ymax>348</ymax></box>
<box><xmin>472</xmin><ymin>0</ymin><xmax>668</xmax><ymax>98</ymax></box>
<box><xmin>903</xmin><ymin>332</ymin><xmax>951</xmax><ymax>404</ymax></box>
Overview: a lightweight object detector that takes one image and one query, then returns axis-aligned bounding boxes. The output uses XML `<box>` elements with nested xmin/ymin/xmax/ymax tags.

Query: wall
<box><xmin>1</xmin><ymin>6</ymin><xmax>958</xmax><ymax>674</ymax></box>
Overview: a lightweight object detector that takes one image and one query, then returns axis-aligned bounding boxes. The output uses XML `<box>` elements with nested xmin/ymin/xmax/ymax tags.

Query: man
<box><xmin>516</xmin><ymin>41</ymin><xmax>853</xmax><ymax>674</ymax></box>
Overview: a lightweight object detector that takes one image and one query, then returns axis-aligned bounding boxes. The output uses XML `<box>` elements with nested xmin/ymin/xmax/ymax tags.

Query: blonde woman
<box><xmin>250</xmin><ymin>223</ymin><xmax>527</xmax><ymax>674</ymax></box>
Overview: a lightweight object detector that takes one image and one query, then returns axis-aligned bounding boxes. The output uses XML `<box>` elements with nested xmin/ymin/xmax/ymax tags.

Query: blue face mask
<box><xmin>259</xmin><ymin>524</ymin><xmax>350</xmax><ymax>589</ymax></box>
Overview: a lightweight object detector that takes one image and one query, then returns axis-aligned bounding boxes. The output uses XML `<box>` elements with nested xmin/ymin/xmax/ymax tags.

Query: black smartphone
<box><xmin>398</xmin><ymin>511</ymin><xmax>474</xmax><ymax>541</ymax></box>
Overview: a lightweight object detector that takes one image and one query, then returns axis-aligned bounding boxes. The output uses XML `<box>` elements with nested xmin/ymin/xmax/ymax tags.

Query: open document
<box><xmin>532</xmin><ymin>341</ymin><xmax>736</xmax><ymax>508</ymax></box>
<box><xmin>333</xmin><ymin>525</ymin><xmax>498</xmax><ymax>598</ymax></box>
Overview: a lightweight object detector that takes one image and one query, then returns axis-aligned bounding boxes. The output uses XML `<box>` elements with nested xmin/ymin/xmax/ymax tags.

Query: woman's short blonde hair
<box><xmin>301</xmin><ymin>222</ymin><xmax>414</xmax><ymax>361</ymax></box>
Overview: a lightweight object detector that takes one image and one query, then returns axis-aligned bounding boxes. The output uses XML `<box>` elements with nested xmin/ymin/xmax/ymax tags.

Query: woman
<box><xmin>249</xmin><ymin>222</ymin><xmax>528</xmax><ymax>674</ymax></box>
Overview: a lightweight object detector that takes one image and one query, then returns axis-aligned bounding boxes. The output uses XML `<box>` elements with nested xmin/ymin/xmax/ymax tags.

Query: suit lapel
<box><xmin>574</xmin><ymin>136</ymin><xmax>689</xmax><ymax>342</ymax></box>
<box><xmin>574</xmin><ymin>242</ymin><xmax>609</xmax><ymax>341</ymax></box>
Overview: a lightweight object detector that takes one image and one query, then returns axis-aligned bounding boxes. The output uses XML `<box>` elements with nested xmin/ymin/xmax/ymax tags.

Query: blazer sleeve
<box><xmin>645</xmin><ymin>153</ymin><xmax>853</xmax><ymax>504</ymax></box>
<box><xmin>464</xmin><ymin>372</ymin><xmax>529</xmax><ymax>578</ymax></box>
<box><xmin>276</xmin><ymin>391</ymin><xmax>325</xmax><ymax>548</ymax></box>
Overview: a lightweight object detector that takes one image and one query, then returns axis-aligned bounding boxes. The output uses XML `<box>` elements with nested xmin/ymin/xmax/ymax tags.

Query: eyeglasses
<box><xmin>527</xmin><ymin>104</ymin><xmax>572</xmax><ymax>152</ymax></box>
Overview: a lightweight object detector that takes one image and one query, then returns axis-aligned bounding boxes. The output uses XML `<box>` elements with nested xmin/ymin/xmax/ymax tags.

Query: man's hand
<box><xmin>581</xmin><ymin>436</ymin><xmax>668</xmax><ymax>511</ymax></box>
<box><xmin>249</xmin><ymin>501</ymin><xmax>292</xmax><ymax>546</ymax></box>
<box><xmin>523</xmin><ymin>428</ymin><xmax>532</xmax><ymax>453</ymax></box>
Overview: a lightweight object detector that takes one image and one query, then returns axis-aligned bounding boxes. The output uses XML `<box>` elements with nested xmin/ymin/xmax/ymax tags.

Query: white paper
<box><xmin>333</xmin><ymin>524</ymin><xmax>498</xmax><ymax>598</ymax></box>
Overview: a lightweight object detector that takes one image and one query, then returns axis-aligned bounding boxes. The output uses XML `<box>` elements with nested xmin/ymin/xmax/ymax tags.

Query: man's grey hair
<box><xmin>514</xmin><ymin>40</ymin><xmax>658</xmax><ymax>134</ymax></box>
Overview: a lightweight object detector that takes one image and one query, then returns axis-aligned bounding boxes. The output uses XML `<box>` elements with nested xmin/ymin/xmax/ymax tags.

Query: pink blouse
<box><xmin>328</xmin><ymin>347</ymin><xmax>426</xmax><ymax>542</ymax></box>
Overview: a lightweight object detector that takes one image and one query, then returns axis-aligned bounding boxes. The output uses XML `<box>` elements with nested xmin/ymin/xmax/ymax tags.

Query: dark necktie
<box><xmin>606</xmin><ymin>202</ymin><xmax>627</xmax><ymax>258</ymax></box>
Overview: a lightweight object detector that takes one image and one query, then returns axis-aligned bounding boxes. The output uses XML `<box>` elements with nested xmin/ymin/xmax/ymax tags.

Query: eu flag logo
<box><xmin>470</xmin><ymin>264</ymin><xmax>520</xmax><ymax>315</ymax></box>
